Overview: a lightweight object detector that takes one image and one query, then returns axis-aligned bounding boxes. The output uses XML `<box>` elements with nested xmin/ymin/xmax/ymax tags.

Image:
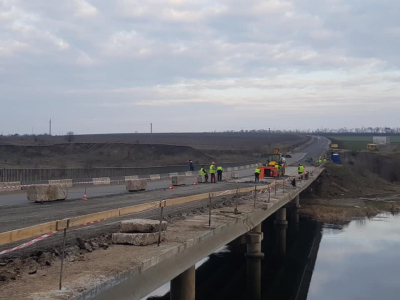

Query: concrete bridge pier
<box><xmin>245</xmin><ymin>223</ymin><xmax>264</xmax><ymax>300</ymax></box>
<box><xmin>274</xmin><ymin>208</ymin><xmax>288</xmax><ymax>256</ymax></box>
<box><xmin>170</xmin><ymin>266</ymin><xmax>196</xmax><ymax>300</ymax></box>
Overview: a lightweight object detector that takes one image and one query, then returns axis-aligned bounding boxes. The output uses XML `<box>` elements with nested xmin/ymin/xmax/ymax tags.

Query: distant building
<box><xmin>373</xmin><ymin>136</ymin><xmax>391</xmax><ymax>145</ymax></box>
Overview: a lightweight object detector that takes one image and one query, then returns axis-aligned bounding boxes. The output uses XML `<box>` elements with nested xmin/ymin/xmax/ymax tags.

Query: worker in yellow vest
<box><xmin>217</xmin><ymin>166</ymin><xmax>223</xmax><ymax>181</ymax></box>
<box><xmin>298</xmin><ymin>164</ymin><xmax>305</xmax><ymax>175</ymax></box>
<box><xmin>275</xmin><ymin>164</ymin><xmax>280</xmax><ymax>176</ymax></box>
<box><xmin>200</xmin><ymin>165</ymin><xmax>208</xmax><ymax>183</ymax></box>
<box><xmin>255</xmin><ymin>167</ymin><xmax>261</xmax><ymax>183</ymax></box>
<box><xmin>210</xmin><ymin>162</ymin><xmax>216</xmax><ymax>183</ymax></box>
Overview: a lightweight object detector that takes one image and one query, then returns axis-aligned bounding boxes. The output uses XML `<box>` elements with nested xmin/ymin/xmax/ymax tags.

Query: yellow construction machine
<box><xmin>258</xmin><ymin>148</ymin><xmax>287</xmax><ymax>178</ymax></box>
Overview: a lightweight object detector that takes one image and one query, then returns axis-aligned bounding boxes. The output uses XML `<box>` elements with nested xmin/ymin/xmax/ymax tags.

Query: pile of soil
<box><xmin>309</xmin><ymin>162</ymin><xmax>400</xmax><ymax>199</ymax></box>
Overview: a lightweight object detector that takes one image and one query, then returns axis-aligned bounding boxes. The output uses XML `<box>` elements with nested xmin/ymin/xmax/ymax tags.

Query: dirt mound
<box><xmin>309</xmin><ymin>163</ymin><xmax>400</xmax><ymax>199</ymax></box>
<box><xmin>0</xmin><ymin>143</ymin><xmax>213</xmax><ymax>168</ymax></box>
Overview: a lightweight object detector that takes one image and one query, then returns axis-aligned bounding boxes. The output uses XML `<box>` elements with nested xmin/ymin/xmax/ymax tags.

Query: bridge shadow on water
<box><xmin>146</xmin><ymin>210</ymin><xmax>322</xmax><ymax>300</ymax></box>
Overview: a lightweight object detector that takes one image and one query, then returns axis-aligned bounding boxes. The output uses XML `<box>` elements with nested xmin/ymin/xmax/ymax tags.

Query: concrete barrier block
<box><xmin>112</xmin><ymin>232</ymin><xmax>165</xmax><ymax>246</ymax></box>
<box><xmin>185</xmin><ymin>171</ymin><xmax>193</xmax><ymax>176</ymax></box>
<box><xmin>126</xmin><ymin>180</ymin><xmax>147</xmax><ymax>192</ymax></box>
<box><xmin>120</xmin><ymin>219</ymin><xmax>168</xmax><ymax>233</ymax></box>
<box><xmin>231</xmin><ymin>172</ymin><xmax>240</xmax><ymax>179</ymax></box>
<box><xmin>240</xmin><ymin>166</ymin><xmax>244</xmax><ymax>170</ymax></box>
<box><xmin>227</xmin><ymin>167</ymin><xmax>232</xmax><ymax>172</ymax></box>
<box><xmin>150</xmin><ymin>174</ymin><xmax>161</xmax><ymax>180</ymax></box>
<box><xmin>234</xmin><ymin>167</ymin><xmax>239</xmax><ymax>171</ymax></box>
<box><xmin>27</xmin><ymin>185</ymin><xmax>68</xmax><ymax>202</ymax></box>
<box><xmin>197</xmin><ymin>175</ymin><xmax>206</xmax><ymax>183</ymax></box>
<box><xmin>0</xmin><ymin>182</ymin><xmax>22</xmax><ymax>192</ymax></box>
<box><xmin>125</xmin><ymin>175</ymin><xmax>139</xmax><ymax>181</ymax></box>
<box><xmin>171</xmin><ymin>175</ymin><xmax>186</xmax><ymax>186</ymax></box>
<box><xmin>246</xmin><ymin>165</ymin><xmax>250</xmax><ymax>169</ymax></box>
<box><xmin>169</xmin><ymin>172</ymin><xmax>179</xmax><ymax>178</ymax></box>
<box><xmin>93</xmin><ymin>177</ymin><xmax>111</xmax><ymax>185</ymax></box>
<box><xmin>48</xmin><ymin>179</ymin><xmax>73</xmax><ymax>187</ymax></box>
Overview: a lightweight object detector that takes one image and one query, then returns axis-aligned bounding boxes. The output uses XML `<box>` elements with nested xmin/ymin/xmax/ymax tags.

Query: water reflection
<box><xmin>309</xmin><ymin>213</ymin><xmax>400</xmax><ymax>300</ymax></box>
<box><xmin>143</xmin><ymin>212</ymin><xmax>400</xmax><ymax>300</ymax></box>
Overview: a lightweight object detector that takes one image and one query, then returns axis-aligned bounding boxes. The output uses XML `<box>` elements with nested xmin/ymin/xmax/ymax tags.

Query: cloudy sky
<box><xmin>1</xmin><ymin>0</ymin><xmax>399</xmax><ymax>134</ymax></box>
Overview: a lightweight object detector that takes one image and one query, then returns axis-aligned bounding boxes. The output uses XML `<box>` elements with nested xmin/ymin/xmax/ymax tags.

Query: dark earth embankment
<box><xmin>300</xmin><ymin>152</ymin><xmax>400</xmax><ymax>224</ymax></box>
<box><xmin>0</xmin><ymin>133</ymin><xmax>308</xmax><ymax>168</ymax></box>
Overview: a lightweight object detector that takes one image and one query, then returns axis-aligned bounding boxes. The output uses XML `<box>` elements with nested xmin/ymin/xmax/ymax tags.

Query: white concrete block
<box><xmin>227</xmin><ymin>167</ymin><xmax>232</xmax><ymax>172</ymax></box>
<box><xmin>125</xmin><ymin>175</ymin><xmax>139</xmax><ymax>181</ymax></box>
<box><xmin>126</xmin><ymin>180</ymin><xmax>147</xmax><ymax>192</ymax></box>
<box><xmin>171</xmin><ymin>175</ymin><xmax>186</xmax><ymax>186</ymax></box>
<box><xmin>231</xmin><ymin>172</ymin><xmax>240</xmax><ymax>179</ymax></box>
<box><xmin>234</xmin><ymin>167</ymin><xmax>239</xmax><ymax>171</ymax></box>
<box><xmin>120</xmin><ymin>219</ymin><xmax>168</xmax><ymax>233</ymax></box>
<box><xmin>48</xmin><ymin>179</ymin><xmax>73</xmax><ymax>187</ymax></box>
<box><xmin>150</xmin><ymin>174</ymin><xmax>161</xmax><ymax>180</ymax></box>
<box><xmin>112</xmin><ymin>232</ymin><xmax>165</xmax><ymax>246</ymax></box>
<box><xmin>197</xmin><ymin>175</ymin><xmax>206</xmax><ymax>183</ymax></box>
<box><xmin>27</xmin><ymin>185</ymin><xmax>68</xmax><ymax>202</ymax></box>
<box><xmin>246</xmin><ymin>165</ymin><xmax>250</xmax><ymax>169</ymax></box>
<box><xmin>240</xmin><ymin>166</ymin><xmax>244</xmax><ymax>170</ymax></box>
<box><xmin>93</xmin><ymin>177</ymin><xmax>111</xmax><ymax>185</ymax></box>
<box><xmin>169</xmin><ymin>172</ymin><xmax>179</xmax><ymax>178</ymax></box>
<box><xmin>0</xmin><ymin>181</ymin><xmax>21</xmax><ymax>192</ymax></box>
<box><xmin>185</xmin><ymin>171</ymin><xmax>193</xmax><ymax>176</ymax></box>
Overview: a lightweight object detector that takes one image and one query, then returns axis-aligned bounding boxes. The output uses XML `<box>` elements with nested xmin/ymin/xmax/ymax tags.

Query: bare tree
<box><xmin>65</xmin><ymin>131</ymin><xmax>74</xmax><ymax>143</ymax></box>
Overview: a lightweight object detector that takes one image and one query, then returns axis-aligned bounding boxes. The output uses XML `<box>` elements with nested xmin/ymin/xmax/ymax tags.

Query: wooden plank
<box><xmin>0</xmin><ymin>221</ymin><xmax>57</xmax><ymax>246</ymax></box>
<box><xmin>119</xmin><ymin>202</ymin><xmax>159</xmax><ymax>216</ymax></box>
<box><xmin>69</xmin><ymin>208</ymin><xmax>120</xmax><ymax>227</ymax></box>
<box><xmin>166</xmin><ymin>193</ymin><xmax>209</xmax><ymax>206</ymax></box>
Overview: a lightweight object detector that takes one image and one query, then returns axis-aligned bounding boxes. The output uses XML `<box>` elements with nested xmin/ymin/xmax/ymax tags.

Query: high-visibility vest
<box><xmin>217</xmin><ymin>166</ymin><xmax>223</xmax><ymax>171</ymax></box>
<box><xmin>324</xmin><ymin>159</ymin><xmax>327</xmax><ymax>163</ymax></box>
<box><xmin>210</xmin><ymin>165</ymin><xmax>216</xmax><ymax>174</ymax></box>
<box><xmin>298</xmin><ymin>166</ymin><xmax>304</xmax><ymax>173</ymax></box>
<box><xmin>200</xmin><ymin>168</ymin><xmax>207</xmax><ymax>175</ymax></box>
<box><xmin>255</xmin><ymin>168</ymin><xmax>261</xmax><ymax>174</ymax></box>
<box><xmin>275</xmin><ymin>165</ymin><xmax>280</xmax><ymax>169</ymax></box>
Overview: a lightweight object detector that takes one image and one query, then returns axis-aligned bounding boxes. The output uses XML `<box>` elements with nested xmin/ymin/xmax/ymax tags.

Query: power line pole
<box><xmin>49</xmin><ymin>119</ymin><xmax>52</xmax><ymax>136</ymax></box>
<box><xmin>268</xmin><ymin>127</ymin><xmax>271</xmax><ymax>152</ymax></box>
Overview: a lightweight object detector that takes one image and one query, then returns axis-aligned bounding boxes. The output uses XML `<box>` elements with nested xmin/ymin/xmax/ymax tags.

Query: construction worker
<box><xmin>200</xmin><ymin>165</ymin><xmax>208</xmax><ymax>183</ymax></box>
<box><xmin>298</xmin><ymin>164</ymin><xmax>305</xmax><ymax>175</ymax></box>
<box><xmin>189</xmin><ymin>160</ymin><xmax>194</xmax><ymax>171</ymax></box>
<box><xmin>210</xmin><ymin>162</ymin><xmax>216</xmax><ymax>183</ymax></box>
<box><xmin>275</xmin><ymin>164</ymin><xmax>280</xmax><ymax>176</ymax></box>
<box><xmin>217</xmin><ymin>166</ymin><xmax>223</xmax><ymax>181</ymax></box>
<box><xmin>255</xmin><ymin>167</ymin><xmax>261</xmax><ymax>182</ymax></box>
<box><xmin>323</xmin><ymin>158</ymin><xmax>327</xmax><ymax>163</ymax></box>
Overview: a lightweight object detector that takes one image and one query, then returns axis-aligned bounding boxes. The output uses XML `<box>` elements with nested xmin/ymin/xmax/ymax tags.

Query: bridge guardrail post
<box><xmin>208</xmin><ymin>193</ymin><xmax>212</xmax><ymax>226</ymax></box>
<box><xmin>158</xmin><ymin>200</ymin><xmax>166</xmax><ymax>247</ymax></box>
<box><xmin>254</xmin><ymin>185</ymin><xmax>257</xmax><ymax>208</ymax></box>
<box><xmin>268</xmin><ymin>185</ymin><xmax>271</xmax><ymax>203</ymax></box>
<box><xmin>59</xmin><ymin>219</ymin><xmax>70</xmax><ymax>290</ymax></box>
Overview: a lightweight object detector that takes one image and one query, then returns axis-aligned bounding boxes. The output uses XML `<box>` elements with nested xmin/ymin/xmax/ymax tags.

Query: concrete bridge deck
<box><xmin>0</xmin><ymin>166</ymin><xmax>323</xmax><ymax>300</ymax></box>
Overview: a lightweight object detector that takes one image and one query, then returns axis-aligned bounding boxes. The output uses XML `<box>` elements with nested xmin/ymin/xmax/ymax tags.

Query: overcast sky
<box><xmin>1</xmin><ymin>0</ymin><xmax>399</xmax><ymax>135</ymax></box>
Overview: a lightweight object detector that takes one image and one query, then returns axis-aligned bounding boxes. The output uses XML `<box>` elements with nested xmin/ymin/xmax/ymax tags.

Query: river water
<box><xmin>142</xmin><ymin>211</ymin><xmax>400</xmax><ymax>300</ymax></box>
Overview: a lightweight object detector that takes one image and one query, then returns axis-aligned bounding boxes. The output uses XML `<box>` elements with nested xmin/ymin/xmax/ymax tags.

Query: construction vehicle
<box><xmin>367</xmin><ymin>144</ymin><xmax>379</xmax><ymax>151</ymax></box>
<box><xmin>258</xmin><ymin>148</ymin><xmax>287</xmax><ymax>179</ymax></box>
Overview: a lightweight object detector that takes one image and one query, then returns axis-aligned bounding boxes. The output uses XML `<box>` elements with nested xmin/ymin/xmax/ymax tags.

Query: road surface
<box><xmin>0</xmin><ymin>136</ymin><xmax>329</xmax><ymax>257</ymax></box>
<box><xmin>0</xmin><ymin>136</ymin><xmax>329</xmax><ymax>207</ymax></box>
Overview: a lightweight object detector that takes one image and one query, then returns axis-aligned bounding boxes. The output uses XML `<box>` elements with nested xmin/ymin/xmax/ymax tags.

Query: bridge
<box><xmin>0</xmin><ymin>137</ymin><xmax>329</xmax><ymax>300</ymax></box>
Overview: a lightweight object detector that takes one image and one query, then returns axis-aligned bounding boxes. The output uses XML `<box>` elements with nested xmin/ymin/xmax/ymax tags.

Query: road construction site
<box><xmin>0</xmin><ymin>136</ymin><xmax>329</xmax><ymax>300</ymax></box>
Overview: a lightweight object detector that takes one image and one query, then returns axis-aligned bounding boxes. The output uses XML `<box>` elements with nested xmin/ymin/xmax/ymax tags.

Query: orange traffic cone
<box><xmin>169</xmin><ymin>185</ymin><xmax>174</xmax><ymax>189</ymax></box>
<box><xmin>82</xmin><ymin>187</ymin><xmax>88</xmax><ymax>200</ymax></box>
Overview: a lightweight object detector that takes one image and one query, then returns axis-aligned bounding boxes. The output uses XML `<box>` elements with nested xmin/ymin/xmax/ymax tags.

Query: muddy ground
<box><xmin>0</xmin><ymin>132</ymin><xmax>308</xmax><ymax>168</ymax></box>
<box><xmin>299</xmin><ymin>152</ymin><xmax>400</xmax><ymax>224</ymax></box>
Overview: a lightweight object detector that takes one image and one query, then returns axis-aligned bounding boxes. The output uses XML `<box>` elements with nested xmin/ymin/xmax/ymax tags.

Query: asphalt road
<box><xmin>0</xmin><ymin>136</ymin><xmax>329</xmax><ymax>207</ymax></box>
<box><xmin>0</xmin><ymin>136</ymin><xmax>329</xmax><ymax>257</ymax></box>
